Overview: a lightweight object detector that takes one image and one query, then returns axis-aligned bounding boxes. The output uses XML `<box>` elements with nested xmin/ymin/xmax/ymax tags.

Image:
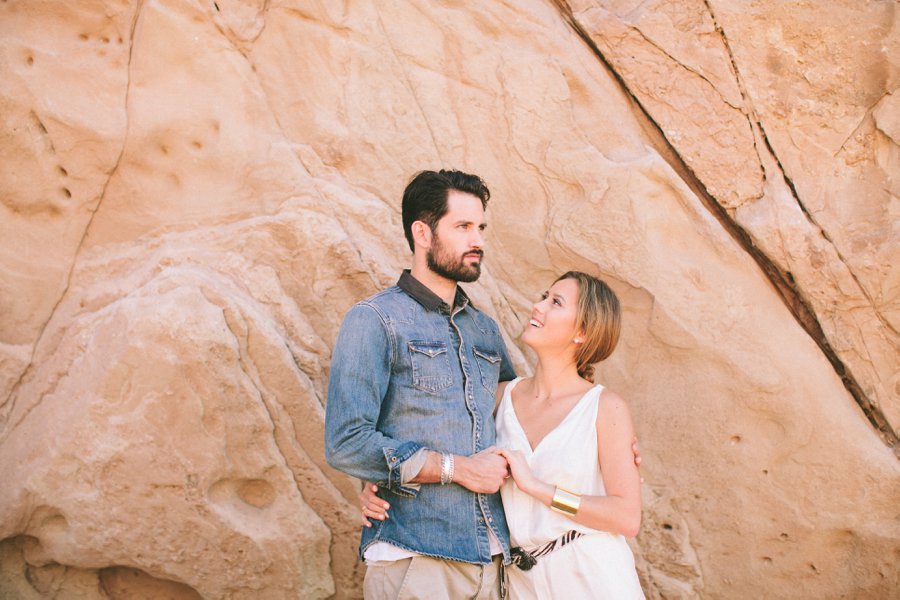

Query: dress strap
<box><xmin>504</xmin><ymin>376</ymin><xmax>524</xmax><ymax>395</ymax></box>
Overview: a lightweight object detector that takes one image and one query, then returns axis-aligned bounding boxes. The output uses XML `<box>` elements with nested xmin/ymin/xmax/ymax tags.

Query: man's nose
<box><xmin>470</xmin><ymin>229</ymin><xmax>484</xmax><ymax>248</ymax></box>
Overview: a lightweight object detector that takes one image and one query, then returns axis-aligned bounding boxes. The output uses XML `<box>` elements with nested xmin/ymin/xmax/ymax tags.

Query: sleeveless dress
<box><xmin>496</xmin><ymin>377</ymin><xmax>645</xmax><ymax>599</ymax></box>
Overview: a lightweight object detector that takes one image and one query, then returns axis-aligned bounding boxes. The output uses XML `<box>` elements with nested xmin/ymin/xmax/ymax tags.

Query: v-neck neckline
<box><xmin>504</xmin><ymin>377</ymin><xmax>601</xmax><ymax>455</ymax></box>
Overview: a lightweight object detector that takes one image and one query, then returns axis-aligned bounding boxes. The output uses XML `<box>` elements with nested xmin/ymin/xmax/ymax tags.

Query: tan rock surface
<box><xmin>1</xmin><ymin>1</ymin><xmax>897</xmax><ymax>599</ymax></box>
<box><xmin>560</xmin><ymin>0</ymin><xmax>900</xmax><ymax>436</ymax></box>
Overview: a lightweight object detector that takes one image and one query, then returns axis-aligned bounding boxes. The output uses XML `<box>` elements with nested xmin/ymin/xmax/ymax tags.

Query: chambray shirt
<box><xmin>325</xmin><ymin>271</ymin><xmax>517</xmax><ymax>564</ymax></box>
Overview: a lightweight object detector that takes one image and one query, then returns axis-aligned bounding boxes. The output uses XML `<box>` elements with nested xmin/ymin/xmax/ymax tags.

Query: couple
<box><xmin>325</xmin><ymin>170</ymin><xmax>644</xmax><ymax>599</ymax></box>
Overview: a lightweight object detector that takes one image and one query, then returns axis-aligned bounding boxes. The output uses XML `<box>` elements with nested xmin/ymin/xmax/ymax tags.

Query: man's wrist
<box><xmin>409</xmin><ymin>450</ymin><xmax>444</xmax><ymax>484</ymax></box>
<box><xmin>398</xmin><ymin>448</ymin><xmax>429</xmax><ymax>488</ymax></box>
<box><xmin>407</xmin><ymin>451</ymin><xmax>477</xmax><ymax>488</ymax></box>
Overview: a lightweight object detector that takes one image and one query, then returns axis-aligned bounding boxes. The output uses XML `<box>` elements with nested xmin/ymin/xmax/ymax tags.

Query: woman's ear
<box><xmin>411</xmin><ymin>221</ymin><xmax>432</xmax><ymax>249</ymax></box>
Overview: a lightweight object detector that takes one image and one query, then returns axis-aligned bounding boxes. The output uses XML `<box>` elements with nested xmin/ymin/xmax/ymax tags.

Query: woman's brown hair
<box><xmin>555</xmin><ymin>271</ymin><xmax>621</xmax><ymax>382</ymax></box>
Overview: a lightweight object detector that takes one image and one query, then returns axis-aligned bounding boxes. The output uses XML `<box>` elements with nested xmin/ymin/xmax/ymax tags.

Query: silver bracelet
<box><xmin>447</xmin><ymin>453</ymin><xmax>454</xmax><ymax>484</ymax></box>
<box><xmin>440</xmin><ymin>452</ymin><xmax>455</xmax><ymax>485</ymax></box>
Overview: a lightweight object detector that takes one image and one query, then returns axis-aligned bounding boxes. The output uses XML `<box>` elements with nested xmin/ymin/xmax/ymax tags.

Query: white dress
<box><xmin>496</xmin><ymin>377</ymin><xmax>645</xmax><ymax>599</ymax></box>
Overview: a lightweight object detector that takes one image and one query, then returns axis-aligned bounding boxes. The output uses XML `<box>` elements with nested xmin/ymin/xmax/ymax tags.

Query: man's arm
<box><xmin>407</xmin><ymin>447</ymin><xmax>509</xmax><ymax>494</ymax></box>
<box><xmin>324</xmin><ymin>303</ymin><xmax>424</xmax><ymax>497</ymax></box>
<box><xmin>497</xmin><ymin>330</ymin><xmax>517</xmax><ymax>383</ymax></box>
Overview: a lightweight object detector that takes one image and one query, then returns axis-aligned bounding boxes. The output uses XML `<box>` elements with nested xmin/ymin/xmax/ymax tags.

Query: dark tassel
<box><xmin>510</xmin><ymin>546</ymin><xmax>537</xmax><ymax>571</ymax></box>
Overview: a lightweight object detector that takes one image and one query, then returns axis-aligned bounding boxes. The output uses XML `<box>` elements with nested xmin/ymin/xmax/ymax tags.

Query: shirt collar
<box><xmin>397</xmin><ymin>270</ymin><xmax>471</xmax><ymax>314</ymax></box>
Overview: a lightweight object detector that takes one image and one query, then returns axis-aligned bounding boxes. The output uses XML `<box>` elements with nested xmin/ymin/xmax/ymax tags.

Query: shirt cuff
<box><xmin>398</xmin><ymin>448</ymin><xmax>429</xmax><ymax>491</ymax></box>
<box><xmin>383</xmin><ymin>441</ymin><xmax>424</xmax><ymax>497</ymax></box>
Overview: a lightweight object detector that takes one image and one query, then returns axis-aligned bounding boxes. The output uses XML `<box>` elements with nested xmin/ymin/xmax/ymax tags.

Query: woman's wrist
<box><xmin>524</xmin><ymin>479</ymin><xmax>555</xmax><ymax>504</ymax></box>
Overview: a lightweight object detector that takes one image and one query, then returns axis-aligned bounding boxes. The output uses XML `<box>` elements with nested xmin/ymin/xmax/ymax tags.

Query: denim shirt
<box><xmin>325</xmin><ymin>271</ymin><xmax>517</xmax><ymax>564</ymax></box>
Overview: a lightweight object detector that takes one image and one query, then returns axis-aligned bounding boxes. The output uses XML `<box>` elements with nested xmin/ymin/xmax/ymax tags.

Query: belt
<box><xmin>509</xmin><ymin>530</ymin><xmax>584</xmax><ymax>571</ymax></box>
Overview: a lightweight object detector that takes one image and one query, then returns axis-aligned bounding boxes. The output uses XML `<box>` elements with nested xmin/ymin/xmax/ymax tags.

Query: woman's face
<box><xmin>520</xmin><ymin>277</ymin><xmax>582</xmax><ymax>350</ymax></box>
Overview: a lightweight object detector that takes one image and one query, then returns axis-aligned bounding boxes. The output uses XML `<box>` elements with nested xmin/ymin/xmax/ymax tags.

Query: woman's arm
<box><xmin>360</xmin><ymin>482</ymin><xmax>390</xmax><ymax>527</ymax></box>
<box><xmin>498</xmin><ymin>390</ymin><xmax>642</xmax><ymax>537</ymax></box>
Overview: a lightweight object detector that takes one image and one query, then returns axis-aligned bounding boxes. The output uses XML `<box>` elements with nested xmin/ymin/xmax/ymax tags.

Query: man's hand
<box><xmin>453</xmin><ymin>446</ymin><xmax>510</xmax><ymax>494</ymax></box>
<box><xmin>633</xmin><ymin>437</ymin><xmax>644</xmax><ymax>483</ymax></box>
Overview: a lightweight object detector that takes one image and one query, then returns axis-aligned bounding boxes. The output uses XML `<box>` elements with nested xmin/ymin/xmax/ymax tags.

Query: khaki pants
<box><xmin>364</xmin><ymin>555</ymin><xmax>505</xmax><ymax>600</ymax></box>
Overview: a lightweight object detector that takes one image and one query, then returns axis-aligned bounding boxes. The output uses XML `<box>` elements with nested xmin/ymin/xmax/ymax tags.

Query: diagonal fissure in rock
<box><xmin>372</xmin><ymin>4</ymin><xmax>445</xmax><ymax>164</ymax></box>
<box><xmin>627</xmin><ymin>23</ymin><xmax>741</xmax><ymax>111</ymax></box>
<box><xmin>755</xmin><ymin>128</ymin><xmax>897</xmax><ymax>338</ymax></box>
<box><xmin>700</xmin><ymin>0</ymin><xmax>900</xmax><ymax>439</ymax></box>
<box><xmin>1</xmin><ymin>0</ymin><xmax>145</xmax><ymax>421</ymax></box>
<box><xmin>549</xmin><ymin>0</ymin><xmax>898</xmax><ymax>452</ymax></box>
<box><xmin>702</xmin><ymin>0</ymin><xmax>892</xmax><ymax>335</ymax></box>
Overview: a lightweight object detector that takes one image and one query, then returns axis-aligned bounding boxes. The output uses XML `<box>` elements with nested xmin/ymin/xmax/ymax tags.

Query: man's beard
<box><xmin>427</xmin><ymin>234</ymin><xmax>483</xmax><ymax>283</ymax></box>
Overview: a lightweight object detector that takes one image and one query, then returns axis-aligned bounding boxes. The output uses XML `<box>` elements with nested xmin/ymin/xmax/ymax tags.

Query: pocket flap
<box><xmin>408</xmin><ymin>341</ymin><xmax>448</xmax><ymax>358</ymax></box>
<box><xmin>473</xmin><ymin>347</ymin><xmax>500</xmax><ymax>363</ymax></box>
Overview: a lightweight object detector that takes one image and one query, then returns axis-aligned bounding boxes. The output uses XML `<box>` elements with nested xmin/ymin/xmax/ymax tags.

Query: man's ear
<box><xmin>411</xmin><ymin>221</ymin><xmax>432</xmax><ymax>249</ymax></box>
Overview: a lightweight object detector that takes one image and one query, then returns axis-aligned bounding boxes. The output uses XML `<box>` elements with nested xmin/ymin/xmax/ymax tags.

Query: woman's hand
<box><xmin>497</xmin><ymin>448</ymin><xmax>539</xmax><ymax>495</ymax></box>
<box><xmin>359</xmin><ymin>482</ymin><xmax>390</xmax><ymax>528</ymax></box>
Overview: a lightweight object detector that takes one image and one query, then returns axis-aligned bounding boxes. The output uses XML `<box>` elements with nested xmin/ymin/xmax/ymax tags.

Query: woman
<box><xmin>362</xmin><ymin>271</ymin><xmax>644</xmax><ymax>598</ymax></box>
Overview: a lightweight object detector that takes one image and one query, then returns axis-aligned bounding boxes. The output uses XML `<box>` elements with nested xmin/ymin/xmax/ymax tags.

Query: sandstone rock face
<box><xmin>1</xmin><ymin>1</ymin><xmax>897</xmax><ymax>599</ymax></box>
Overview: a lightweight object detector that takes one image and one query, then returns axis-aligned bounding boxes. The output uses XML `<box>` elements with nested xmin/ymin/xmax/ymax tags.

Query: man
<box><xmin>325</xmin><ymin>169</ymin><xmax>515</xmax><ymax>598</ymax></box>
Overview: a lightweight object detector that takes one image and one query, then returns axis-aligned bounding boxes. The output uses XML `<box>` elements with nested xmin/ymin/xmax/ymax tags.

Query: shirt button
<box><xmin>479</xmin><ymin>517</ymin><xmax>484</xmax><ymax>523</ymax></box>
<box><xmin>390</xmin><ymin>457</ymin><xmax>397</xmax><ymax>462</ymax></box>
<box><xmin>488</xmin><ymin>518</ymin><xmax>493</xmax><ymax>523</ymax></box>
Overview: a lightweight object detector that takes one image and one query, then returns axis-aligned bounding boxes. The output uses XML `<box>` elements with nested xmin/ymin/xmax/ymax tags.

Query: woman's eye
<box><xmin>540</xmin><ymin>292</ymin><xmax>549</xmax><ymax>301</ymax></box>
<box><xmin>553</xmin><ymin>299</ymin><xmax>562</xmax><ymax>306</ymax></box>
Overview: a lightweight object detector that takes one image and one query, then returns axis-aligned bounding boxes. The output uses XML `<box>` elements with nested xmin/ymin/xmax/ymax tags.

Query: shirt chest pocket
<box><xmin>473</xmin><ymin>347</ymin><xmax>501</xmax><ymax>393</ymax></box>
<box><xmin>408</xmin><ymin>341</ymin><xmax>453</xmax><ymax>394</ymax></box>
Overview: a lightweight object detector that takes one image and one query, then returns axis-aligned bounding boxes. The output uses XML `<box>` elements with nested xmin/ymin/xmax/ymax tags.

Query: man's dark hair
<box><xmin>401</xmin><ymin>169</ymin><xmax>491</xmax><ymax>252</ymax></box>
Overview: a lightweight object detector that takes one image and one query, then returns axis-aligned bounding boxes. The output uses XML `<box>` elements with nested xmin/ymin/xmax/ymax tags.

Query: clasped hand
<box><xmin>360</xmin><ymin>439</ymin><xmax>642</xmax><ymax>526</ymax></box>
<box><xmin>359</xmin><ymin>446</ymin><xmax>511</xmax><ymax>526</ymax></box>
<box><xmin>456</xmin><ymin>446</ymin><xmax>510</xmax><ymax>494</ymax></box>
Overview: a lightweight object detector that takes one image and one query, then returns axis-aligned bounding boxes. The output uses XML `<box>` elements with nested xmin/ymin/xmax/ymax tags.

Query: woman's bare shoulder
<box><xmin>595</xmin><ymin>387</ymin><xmax>634</xmax><ymax>425</ymax></box>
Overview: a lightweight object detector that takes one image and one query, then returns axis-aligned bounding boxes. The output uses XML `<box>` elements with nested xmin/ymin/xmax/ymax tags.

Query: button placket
<box><xmin>449</xmin><ymin>312</ymin><xmax>480</xmax><ymax>452</ymax></box>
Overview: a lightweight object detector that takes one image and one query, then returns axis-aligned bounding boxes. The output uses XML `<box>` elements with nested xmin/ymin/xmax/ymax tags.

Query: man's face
<box><xmin>426</xmin><ymin>190</ymin><xmax>486</xmax><ymax>283</ymax></box>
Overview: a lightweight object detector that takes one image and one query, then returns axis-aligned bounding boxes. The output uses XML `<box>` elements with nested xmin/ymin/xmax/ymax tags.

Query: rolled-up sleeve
<box><xmin>324</xmin><ymin>303</ymin><xmax>424</xmax><ymax>497</ymax></box>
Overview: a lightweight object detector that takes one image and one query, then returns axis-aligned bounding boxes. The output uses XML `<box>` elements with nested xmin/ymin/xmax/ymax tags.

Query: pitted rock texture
<box><xmin>1</xmin><ymin>1</ymin><xmax>897</xmax><ymax>598</ymax></box>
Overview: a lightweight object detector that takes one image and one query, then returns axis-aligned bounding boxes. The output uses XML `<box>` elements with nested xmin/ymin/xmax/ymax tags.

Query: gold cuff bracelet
<box><xmin>550</xmin><ymin>486</ymin><xmax>581</xmax><ymax>516</ymax></box>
